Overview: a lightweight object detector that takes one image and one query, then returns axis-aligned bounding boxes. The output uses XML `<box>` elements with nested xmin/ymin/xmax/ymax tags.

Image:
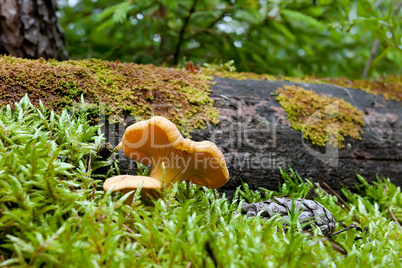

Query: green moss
<box><xmin>0</xmin><ymin>56</ymin><xmax>219</xmax><ymax>133</ymax></box>
<box><xmin>1</xmin><ymin>96</ymin><xmax>402</xmax><ymax>266</ymax></box>
<box><xmin>276</xmin><ymin>85</ymin><xmax>364</xmax><ymax>148</ymax></box>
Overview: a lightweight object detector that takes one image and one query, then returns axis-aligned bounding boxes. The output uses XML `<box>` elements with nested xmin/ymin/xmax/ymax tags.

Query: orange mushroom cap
<box><xmin>103</xmin><ymin>175</ymin><xmax>162</xmax><ymax>192</ymax></box>
<box><xmin>116</xmin><ymin>116</ymin><xmax>228</xmax><ymax>189</ymax></box>
<box><xmin>103</xmin><ymin>175</ymin><xmax>162</xmax><ymax>205</ymax></box>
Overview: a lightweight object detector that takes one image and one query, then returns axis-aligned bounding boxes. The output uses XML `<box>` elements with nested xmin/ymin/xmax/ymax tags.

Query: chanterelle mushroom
<box><xmin>111</xmin><ymin>116</ymin><xmax>229</xmax><ymax>189</ymax></box>
<box><xmin>103</xmin><ymin>175</ymin><xmax>162</xmax><ymax>204</ymax></box>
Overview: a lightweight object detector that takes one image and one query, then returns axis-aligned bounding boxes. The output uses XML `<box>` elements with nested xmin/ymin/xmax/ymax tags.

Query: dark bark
<box><xmin>107</xmin><ymin>77</ymin><xmax>402</xmax><ymax>196</ymax></box>
<box><xmin>0</xmin><ymin>0</ymin><xmax>68</xmax><ymax>60</ymax></box>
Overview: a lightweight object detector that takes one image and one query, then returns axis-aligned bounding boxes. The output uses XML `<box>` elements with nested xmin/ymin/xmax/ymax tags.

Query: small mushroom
<box><xmin>103</xmin><ymin>175</ymin><xmax>162</xmax><ymax>205</ymax></box>
<box><xmin>105</xmin><ymin>116</ymin><xmax>228</xmax><ymax>198</ymax></box>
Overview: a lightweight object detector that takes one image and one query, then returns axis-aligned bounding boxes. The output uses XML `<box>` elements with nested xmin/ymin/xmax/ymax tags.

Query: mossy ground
<box><xmin>0</xmin><ymin>55</ymin><xmax>219</xmax><ymax>133</ymax></box>
<box><xmin>276</xmin><ymin>85</ymin><xmax>365</xmax><ymax>148</ymax></box>
<box><xmin>1</xmin><ymin>97</ymin><xmax>401</xmax><ymax>266</ymax></box>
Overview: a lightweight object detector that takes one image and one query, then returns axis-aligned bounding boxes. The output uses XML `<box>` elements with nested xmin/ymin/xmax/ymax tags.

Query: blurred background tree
<box><xmin>0</xmin><ymin>0</ymin><xmax>68</xmax><ymax>60</ymax></box>
<box><xmin>57</xmin><ymin>0</ymin><xmax>401</xmax><ymax>78</ymax></box>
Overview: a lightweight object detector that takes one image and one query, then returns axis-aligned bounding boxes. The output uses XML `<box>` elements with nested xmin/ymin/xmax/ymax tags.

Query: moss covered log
<box><xmin>0</xmin><ymin>55</ymin><xmax>219</xmax><ymax>133</ymax></box>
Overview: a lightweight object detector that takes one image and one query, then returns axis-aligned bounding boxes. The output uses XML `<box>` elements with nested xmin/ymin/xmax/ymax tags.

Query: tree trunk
<box><xmin>0</xmin><ymin>0</ymin><xmax>68</xmax><ymax>60</ymax></box>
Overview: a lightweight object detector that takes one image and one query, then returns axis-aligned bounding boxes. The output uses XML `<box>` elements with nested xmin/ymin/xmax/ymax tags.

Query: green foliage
<box><xmin>0</xmin><ymin>95</ymin><xmax>113</xmax><ymax>264</ymax></box>
<box><xmin>343</xmin><ymin>174</ymin><xmax>402</xmax><ymax>223</ymax></box>
<box><xmin>278</xmin><ymin>167</ymin><xmax>313</xmax><ymax>198</ymax></box>
<box><xmin>1</xmin><ymin>97</ymin><xmax>401</xmax><ymax>266</ymax></box>
<box><xmin>58</xmin><ymin>0</ymin><xmax>402</xmax><ymax>78</ymax></box>
<box><xmin>136</xmin><ymin>163</ymin><xmax>151</xmax><ymax>177</ymax></box>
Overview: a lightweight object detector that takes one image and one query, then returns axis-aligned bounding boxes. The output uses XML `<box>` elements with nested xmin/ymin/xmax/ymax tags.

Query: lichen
<box><xmin>276</xmin><ymin>85</ymin><xmax>365</xmax><ymax>148</ymax></box>
<box><xmin>0</xmin><ymin>55</ymin><xmax>219</xmax><ymax>133</ymax></box>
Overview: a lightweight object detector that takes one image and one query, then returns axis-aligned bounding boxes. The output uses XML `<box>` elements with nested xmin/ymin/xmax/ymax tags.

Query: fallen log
<box><xmin>112</xmin><ymin>77</ymin><xmax>401</xmax><ymax>196</ymax></box>
<box><xmin>0</xmin><ymin>56</ymin><xmax>399</xmax><ymax>195</ymax></box>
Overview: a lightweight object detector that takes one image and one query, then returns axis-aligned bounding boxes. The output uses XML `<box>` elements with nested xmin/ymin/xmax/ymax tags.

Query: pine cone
<box><xmin>241</xmin><ymin>198</ymin><xmax>336</xmax><ymax>236</ymax></box>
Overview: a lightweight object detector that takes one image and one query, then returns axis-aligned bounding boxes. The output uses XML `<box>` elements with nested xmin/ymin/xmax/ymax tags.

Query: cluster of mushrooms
<box><xmin>103</xmin><ymin>116</ymin><xmax>337</xmax><ymax>238</ymax></box>
<box><xmin>103</xmin><ymin>116</ymin><xmax>229</xmax><ymax>204</ymax></box>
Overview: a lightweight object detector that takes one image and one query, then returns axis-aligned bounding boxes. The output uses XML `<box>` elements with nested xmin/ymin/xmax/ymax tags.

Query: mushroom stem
<box><xmin>186</xmin><ymin>180</ymin><xmax>190</xmax><ymax>199</ymax></box>
<box><xmin>116</xmin><ymin>142</ymin><xmax>123</xmax><ymax>151</ymax></box>
<box><xmin>149</xmin><ymin>164</ymin><xmax>188</xmax><ymax>186</ymax></box>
